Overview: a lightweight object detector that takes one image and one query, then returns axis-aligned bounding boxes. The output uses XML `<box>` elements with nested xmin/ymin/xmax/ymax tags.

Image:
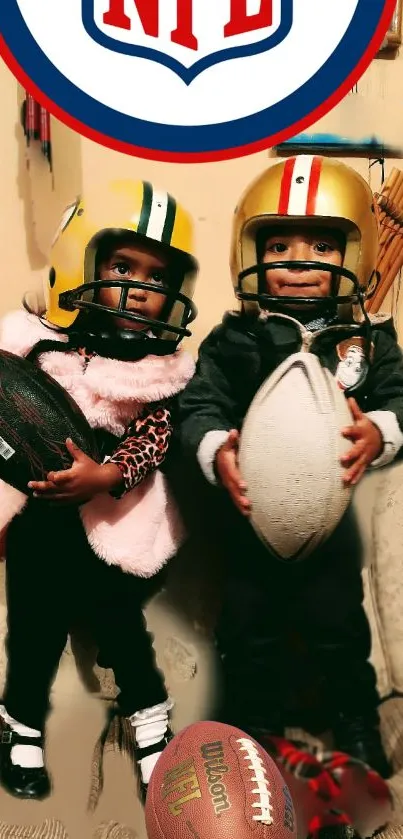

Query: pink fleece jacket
<box><xmin>0</xmin><ymin>309</ymin><xmax>195</xmax><ymax>577</ymax></box>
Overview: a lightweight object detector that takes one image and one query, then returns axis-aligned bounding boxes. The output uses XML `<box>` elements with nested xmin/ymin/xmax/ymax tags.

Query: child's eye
<box><xmin>315</xmin><ymin>242</ymin><xmax>333</xmax><ymax>254</ymax></box>
<box><xmin>111</xmin><ymin>262</ymin><xmax>130</xmax><ymax>276</ymax></box>
<box><xmin>267</xmin><ymin>242</ymin><xmax>288</xmax><ymax>254</ymax></box>
<box><xmin>149</xmin><ymin>271</ymin><xmax>166</xmax><ymax>285</ymax></box>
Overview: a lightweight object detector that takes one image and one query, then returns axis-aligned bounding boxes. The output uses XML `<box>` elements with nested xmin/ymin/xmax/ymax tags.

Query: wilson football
<box><xmin>145</xmin><ymin>720</ymin><xmax>297</xmax><ymax>839</ymax></box>
<box><xmin>238</xmin><ymin>352</ymin><xmax>353</xmax><ymax>562</ymax></box>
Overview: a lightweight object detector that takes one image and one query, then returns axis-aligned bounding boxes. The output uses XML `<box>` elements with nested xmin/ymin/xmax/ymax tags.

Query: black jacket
<box><xmin>178</xmin><ymin>311</ymin><xmax>403</xmax><ymax>458</ymax></box>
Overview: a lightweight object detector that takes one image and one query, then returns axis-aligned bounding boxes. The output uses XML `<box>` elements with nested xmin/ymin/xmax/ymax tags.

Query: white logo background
<box><xmin>16</xmin><ymin>0</ymin><xmax>359</xmax><ymax>126</ymax></box>
<box><xmin>93</xmin><ymin>0</ymin><xmax>284</xmax><ymax>65</ymax></box>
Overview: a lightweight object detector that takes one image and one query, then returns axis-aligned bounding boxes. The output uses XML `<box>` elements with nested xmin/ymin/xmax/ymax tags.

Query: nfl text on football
<box><xmin>145</xmin><ymin>720</ymin><xmax>297</xmax><ymax>839</ymax></box>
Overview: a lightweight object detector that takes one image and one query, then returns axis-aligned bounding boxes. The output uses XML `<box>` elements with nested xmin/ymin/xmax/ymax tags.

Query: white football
<box><xmin>238</xmin><ymin>352</ymin><xmax>353</xmax><ymax>562</ymax></box>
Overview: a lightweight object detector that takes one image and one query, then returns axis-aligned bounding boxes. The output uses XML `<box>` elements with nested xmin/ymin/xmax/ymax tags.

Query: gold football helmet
<box><xmin>230</xmin><ymin>155</ymin><xmax>379</xmax><ymax>322</ymax></box>
<box><xmin>44</xmin><ymin>179</ymin><xmax>198</xmax><ymax>358</ymax></box>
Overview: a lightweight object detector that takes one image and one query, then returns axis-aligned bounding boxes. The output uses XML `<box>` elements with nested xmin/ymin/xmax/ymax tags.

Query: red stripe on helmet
<box><xmin>278</xmin><ymin>157</ymin><xmax>296</xmax><ymax>214</ymax></box>
<box><xmin>306</xmin><ymin>156</ymin><xmax>322</xmax><ymax>215</ymax></box>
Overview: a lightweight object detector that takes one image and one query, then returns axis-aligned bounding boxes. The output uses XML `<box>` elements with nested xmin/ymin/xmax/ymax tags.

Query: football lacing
<box><xmin>236</xmin><ymin>737</ymin><xmax>273</xmax><ymax>825</ymax></box>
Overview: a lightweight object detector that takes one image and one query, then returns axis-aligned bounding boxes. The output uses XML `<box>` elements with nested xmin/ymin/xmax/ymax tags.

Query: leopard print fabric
<box><xmin>109</xmin><ymin>404</ymin><xmax>173</xmax><ymax>496</ymax></box>
<box><xmin>77</xmin><ymin>346</ymin><xmax>173</xmax><ymax>497</ymax></box>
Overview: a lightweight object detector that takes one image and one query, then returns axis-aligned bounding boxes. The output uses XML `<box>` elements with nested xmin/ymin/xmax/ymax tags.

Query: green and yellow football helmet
<box><xmin>44</xmin><ymin>179</ymin><xmax>198</xmax><ymax>358</ymax></box>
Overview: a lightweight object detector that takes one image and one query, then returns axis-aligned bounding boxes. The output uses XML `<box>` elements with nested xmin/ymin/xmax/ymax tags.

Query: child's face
<box><xmin>261</xmin><ymin>226</ymin><xmax>344</xmax><ymax>303</ymax></box>
<box><xmin>97</xmin><ymin>239</ymin><xmax>169</xmax><ymax>331</ymax></box>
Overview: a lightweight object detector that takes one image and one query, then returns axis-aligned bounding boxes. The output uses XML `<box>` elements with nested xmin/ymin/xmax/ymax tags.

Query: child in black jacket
<box><xmin>178</xmin><ymin>155</ymin><xmax>403</xmax><ymax>779</ymax></box>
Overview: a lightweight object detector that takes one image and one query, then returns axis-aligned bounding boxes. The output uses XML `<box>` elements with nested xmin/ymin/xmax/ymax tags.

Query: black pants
<box><xmin>3</xmin><ymin>500</ymin><xmax>167</xmax><ymax>731</ymax></box>
<box><xmin>214</xmin><ymin>500</ymin><xmax>380</xmax><ymax>733</ymax></box>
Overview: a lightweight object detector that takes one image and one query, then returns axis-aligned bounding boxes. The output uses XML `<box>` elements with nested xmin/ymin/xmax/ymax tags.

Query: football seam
<box><xmin>234</xmin><ymin>736</ymin><xmax>274</xmax><ymax>826</ymax></box>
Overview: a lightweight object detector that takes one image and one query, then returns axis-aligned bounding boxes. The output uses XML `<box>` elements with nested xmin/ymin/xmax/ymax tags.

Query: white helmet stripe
<box><xmin>146</xmin><ymin>189</ymin><xmax>170</xmax><ymax>242</ymax></box>
<box><xmin>286</xmin><ymin>155</ymin><xmax>316</xmax><ymax>215</ymax></box>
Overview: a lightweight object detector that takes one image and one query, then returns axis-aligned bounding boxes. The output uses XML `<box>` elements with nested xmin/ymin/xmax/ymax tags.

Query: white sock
<box><xmin>0</xmin><ymin>705</ymin><xmax>44</xmax><ymax>769</ymax></box>
<box><xmin>130</xmin><ymin>698</ymin><xmax>173</xmax><ymax>784</ymax></box>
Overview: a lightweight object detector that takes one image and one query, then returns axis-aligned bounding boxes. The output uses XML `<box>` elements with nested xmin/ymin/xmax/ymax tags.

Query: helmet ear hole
<box><xmin>49</xmin><ymin>267</ymin><xmax>56</xmax><ymax>289</ymax></box>
<box><xmin>366</xmin><ymin>270</ymin><xmax>380</xmax><ymax>301</ymax></box>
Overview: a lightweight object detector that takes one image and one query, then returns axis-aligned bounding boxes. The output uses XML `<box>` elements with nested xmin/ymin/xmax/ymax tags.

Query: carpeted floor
<box><xmin>1</xmin><ymin>690</ymin><xmax>403</xmax><ymax>839</ymax></box>
<box><xmin>1</xmin><ymin>560</ymin><xmax>403</xmax><ymax>839</ymax></box>
<box><xmin>0</xmin><ymin>569</ymin><xmax>217</xmax><ymax>839</ymax></box>
<box><xmin>0</xmin><ymin>822</ymin><xmax>69</xmax><ymax>839</ymax></box>
<box><xmin>0</xmin><ymin>820</ymin><xmax>139</xmax><ymax>839</ymax></box>
<box><xmin>380</xmin><ymin>698</ymin><xmax>403</xmax><ymax>820</ymax></box>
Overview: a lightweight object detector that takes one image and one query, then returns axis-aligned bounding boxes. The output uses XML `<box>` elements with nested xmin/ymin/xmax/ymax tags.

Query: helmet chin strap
<box><xmin>239</xmin><ymin>260</ymin><xmax>361</xmax><ymax>298</ymax></box>
<box><xmin>67</xmin><ymin>325</ymin><xmax>177</xmax><ymax>361</ymax></box>
<box><xmin>237</xmin><ymin>259</ymin><xmax>374</xmax><ymax>374</ymax></box>
<box><xmin>237</xmin><ymin>259</ymin><xmax>369</xmax><ymax>324</ymax></box>
<box><xmin>55</xmin><ymin>277</ymin><xmax>196</xmax><ymax>359</ymax></box>
<box><xmin>261</xmin><ymin>297</ymin><xmax>338</xmax><ymax>324</ymax></box>
<box><xmin>38</xmin><ymin>316</ymin><xmax>177</xmax><ymax>361</ymax></box>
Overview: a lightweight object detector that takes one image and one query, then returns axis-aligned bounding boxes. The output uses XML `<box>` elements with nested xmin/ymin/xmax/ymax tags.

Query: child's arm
<box><xmin>364</xmin><ymin>330</ymin><xmax>403</xmax><ymax>467</ymax></box>
<box><xmin>29</xmin><ymin>404</ymin><xmax>173</xmax><ymax>502</ymax></box>
<box><xmin>179</xmin><ymin>330</ymin><xmax>238</xmax><ymax>477</ymax></box>
<box><xmin>341</xmin><ymin>329</ymin><xmax>403</xmax><ymax>485</ymax></box>
<box><xmin>28</xmin><ymin>438</ymin><xmax>123</xmax><ymax>502</ymax></box>
<box><xmin>106</xmin><ymin>403</ymin><xmax>173</xmax><ymax>498</ymax></box>
<box><xmin>178</xmin><ymin>330</ymin><xmax>250</xmax><ymax>515</ymax></box>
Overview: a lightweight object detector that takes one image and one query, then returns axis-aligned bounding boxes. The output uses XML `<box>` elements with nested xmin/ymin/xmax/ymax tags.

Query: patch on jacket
<box><xmin>335</xmin><ymin>336</ymin><xmax>375</xmax><ymax>392</ymax></box>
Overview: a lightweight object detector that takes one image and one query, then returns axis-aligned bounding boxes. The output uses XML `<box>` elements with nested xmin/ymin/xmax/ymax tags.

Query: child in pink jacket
<box><xmin>0</xmin><ymin>179</ymin><xmax>198</xmax><ymax>803</ymax></box>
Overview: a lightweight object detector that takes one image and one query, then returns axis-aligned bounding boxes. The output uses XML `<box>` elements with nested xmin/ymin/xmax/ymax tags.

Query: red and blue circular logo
<box><xmin>0</xmin><ymin>0</ymin><xmax>395</xmax><ymax>163</ymax></box>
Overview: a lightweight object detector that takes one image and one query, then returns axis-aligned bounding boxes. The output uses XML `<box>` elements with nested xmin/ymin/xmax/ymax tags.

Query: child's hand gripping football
<box><xmin>28</xmin><ymin>438</ymin><xmax>123</xmax><ymax>504</ymax></box>
<box><xmin>215</xmin><ymin>429</ymin><xmax>251</xmax><ymax>516</ymax></box>
<box><xmin>341</xmin><ymin>398</ymin><xmax>383</xmax><ymax>487</ymax></box>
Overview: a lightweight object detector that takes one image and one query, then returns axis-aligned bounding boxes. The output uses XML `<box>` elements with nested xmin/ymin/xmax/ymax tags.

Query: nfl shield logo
<box><xmin>82</xmin><ymin>0</ymin><xmax>293</xmax><ymax>84</ymax></box>
<box><xmin>0</xmin><ymin>0</ymin><xmax>393</xmax><ymax>160</ymax></box>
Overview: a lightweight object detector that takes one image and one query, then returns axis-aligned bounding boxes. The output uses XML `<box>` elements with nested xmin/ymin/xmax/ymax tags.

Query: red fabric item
<box><xmin>22</xmin><ymin>91</ymin><xmax>52</xmax><ymax>168</ymax></box>
<box><xmin>24</xmin><ymin>92</ymin><xmax>39</xmax><ymax>140</ymax></box>
<box><xmin>261</xmin><ymin>735</ymin><xmax>393</xmax><ymax>839</ymax></box>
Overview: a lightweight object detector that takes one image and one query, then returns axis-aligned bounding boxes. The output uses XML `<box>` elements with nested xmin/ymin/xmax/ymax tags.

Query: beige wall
<box><xmin>0</xmin><ymin>55</ymin><xmax>402</xmax><ymax>354</ymax></box>
<box><xmin>0</xmin><ymin>63</ymin><xmax>82</xmax><ymax>317</ymax></box>
<box><xmin>0</xmin><ymin>61</ymin><xmax>44</xmax><ymax>311</ymax></box>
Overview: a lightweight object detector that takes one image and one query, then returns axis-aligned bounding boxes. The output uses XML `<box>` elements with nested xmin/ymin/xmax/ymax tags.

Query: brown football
<box><xmin>145</xmin><ymin>721</ymin><xmax>297</xmax><ymax>839</ymax></box>
<box><xmin>0</xmin><ymin>348</ymin><xmax>100</xmax><ymax>493</ymax></box>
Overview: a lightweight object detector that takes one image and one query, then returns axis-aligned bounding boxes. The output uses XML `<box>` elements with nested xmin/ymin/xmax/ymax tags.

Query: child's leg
<box><xmin>214</xmin><ymin>567</ymin><xmax>289</xmax><ymax>739</ymax></box>
<box><xmin>299</xmin><ymin>507</ymin><xmax>391</xmax><ymax>778</ymax></box>
<box><xmin>0</xmin><ymin>503</ymin><xmax>72</xmax><ymax>799</ymax></box>
<box><xmin>87</xmin><ymin>564</ymin><xmax>171</xmax><ymax>802</ymax></box>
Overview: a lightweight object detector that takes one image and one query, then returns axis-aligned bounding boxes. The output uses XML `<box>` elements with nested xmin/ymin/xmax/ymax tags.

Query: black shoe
<box><xmin>246</xmin><ymin>722</ymin><xmax>285</xmax><ymax>744</ymax></box>
<box><xmin>0</xmin><ymin>722</ymin><xmax>51</xmax><ymax>800</ymax></box>
<box><xmin>134</xmin><ymin>727</ymin><xmax>174</xmax><ymax>805</ymax></box>
<box><xmin>333</xmin><ymin>714</ymin><xmax>392</xmax><ymax>779</ymax></box>
<box><xmin>215</xmin><ymin>705</ymin><xmax>284</xmax><ymax>740</ymax></box>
